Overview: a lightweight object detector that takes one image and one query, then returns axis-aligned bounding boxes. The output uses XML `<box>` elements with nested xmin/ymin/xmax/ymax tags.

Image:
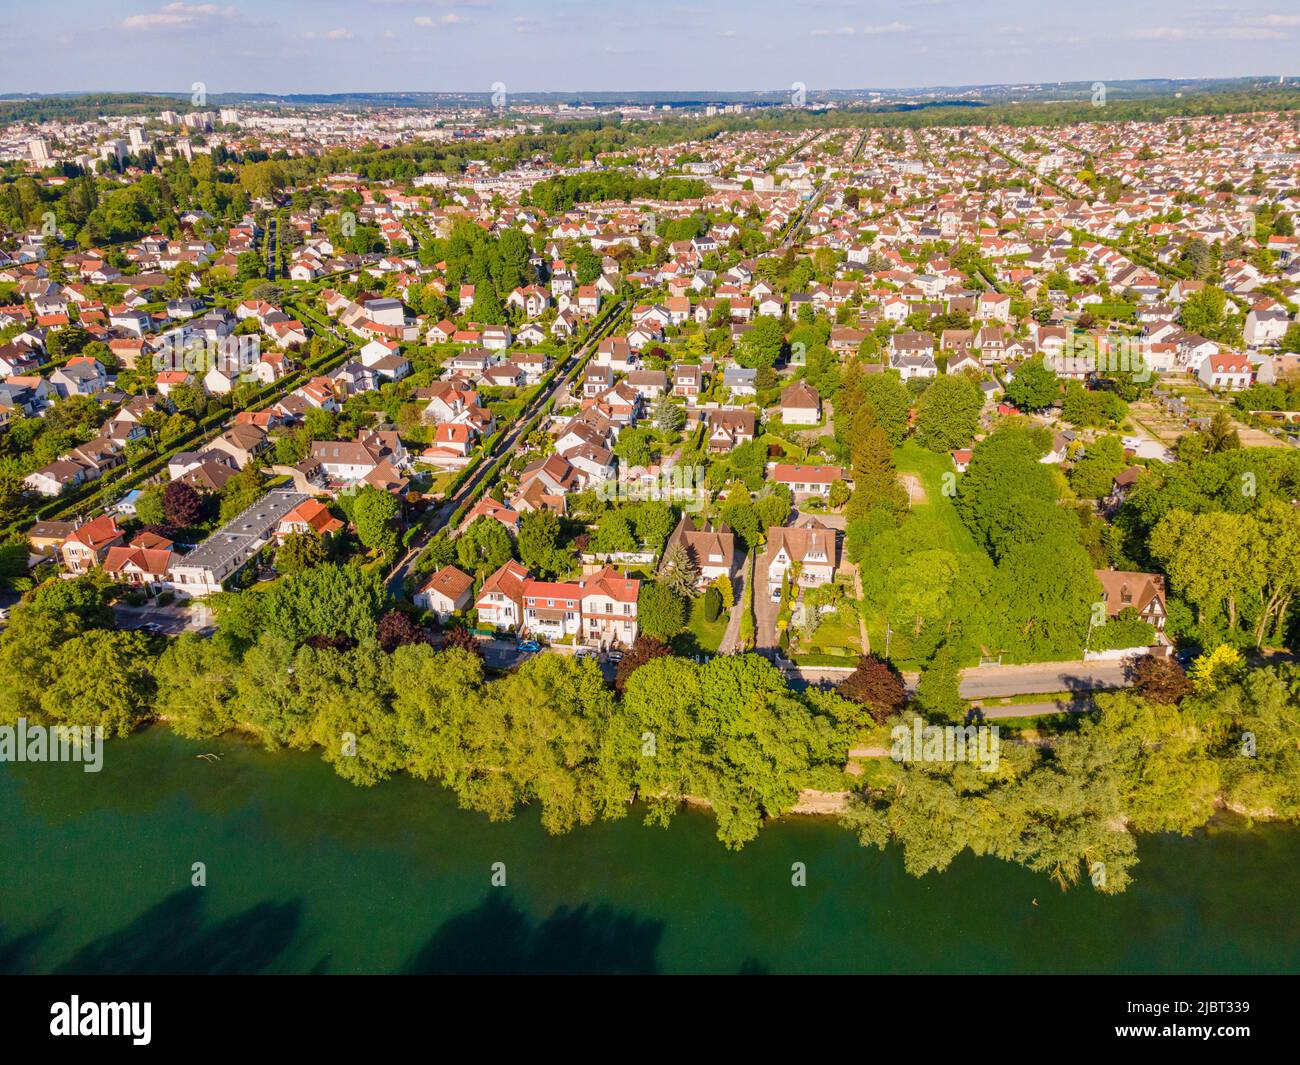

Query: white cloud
<box><xmin>416</xmin><ymin>13</ymin><xmax>469</xmax><ymax>26</ymax></box>
<box><xmin>121</xmin><ymin>3</ymin><xmax>238</xmax><ymax>31</ymax></box>
<box><xmin>862</xmin><ymin>21</ymin><xmax>911</xmax><ymax>35</ymax></box>
<box><xmin>1131</xmin><ymin>25</ymin><xmax>1285</xmax><ymax>42</ymax></box>
<box><xmin>326</xmin><ymin>28</ymin><xmax>354</xmax><ymax>39</ymax></box>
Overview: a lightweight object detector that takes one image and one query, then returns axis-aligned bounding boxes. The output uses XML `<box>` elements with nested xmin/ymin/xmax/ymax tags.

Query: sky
<box><xmin>3</xmin><ymin>1</ymin><xmax>1300</xmax><ymax>95</ymax></box>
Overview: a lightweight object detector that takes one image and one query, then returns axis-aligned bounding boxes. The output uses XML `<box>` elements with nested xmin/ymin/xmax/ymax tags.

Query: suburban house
<box><xmin>414</xmin><ymin>565</ymin><xmax>475</xmax><ymax>620</ymax></box>
<box><xmin>475</xmin><ymin>559</ymin><xmax>530</xmax><ymax>631</ymax></box>
<box><xmin>768</xmin><ymin>463</ymin><xmax>843</xmax><ymax>500</ymax></box>
<box><xmin>779</xmin><ymin>381</ymin><xmax>822</xmax><ymax>424</ymax></box>
<box><xmin>672</xmin><ymin>363</ymin><xmax>702</xmax><ymax>398</ymax></box>
<box><xmin>722</xmin><ymin>366</ymin><xmax>758</xmax><ymax>396</ymax></box>
<box><xmin>514</xmin><ymin>566</ymin><xmax>641</xmax><ymax>647</ymax></box>
<box><xmin>460</xmin><ymin>495</ymin><xmax>522</xmax><ymax>537</ymax></box>
<box><xmin>1197</xmin><ymin>352</ymin><xmax>1253</xmax><ymax>391</ymax></box>
<box><xmin>626</xmin><ymin>369</ymin><xmax>668</xmax><ymax>399</ymax></box>
<box><xmin>521</xmin><ymin>578</ymin><xmax>584</xmax><ymax>643</ymax></box>
<box><xmin>275</xmin><ymin>498</ymin><xmax>344</xmax><ymax>540</ymax></box>
<box><xmin>24</xmin><ymin>459</ymin><xmax>90</xmax><ymax>497</ymax></box>
<box><xmin>60</xmin><ymin>514</ymin><xmax>125</xmax><ymax>574</ymax></box>
<box><xmin>102</xmin><ymin>534</ymin><xmax>174</xmax><ymax>594</ymax></box>
<box><xmin>1095</xmin><ymin>569</ymin><xmax>1168</xmax><ymax>632</ymax></box>
<box><xmin>578</xmin><ymin>566</ymin><xmax>641</xmax><ymax>649</ymax></box>
<box><xmin>662</xmin><ymin>516</ymin><xmax>737</xmax><ymax>590</ymax></box>
<box><xmin>891</xmin><ymin>350</ymin><xmax>939</xmax><ymax>380</ymax></box>
<box><xmin>766</xmin><ymin>516</ymin><xmax>838</xmax><ymax>592</ymax></box>
<box><xmin>705</xmin><ymin>409</ymin><xmax>756</xmax><ymax>451</ymax></box>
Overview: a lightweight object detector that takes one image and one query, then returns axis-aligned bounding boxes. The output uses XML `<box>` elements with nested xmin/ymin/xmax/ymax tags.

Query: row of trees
<box><xmin>3</xmin><ymin>565</ymin><xmax>1295</xmax><ymax>891</ymax></box>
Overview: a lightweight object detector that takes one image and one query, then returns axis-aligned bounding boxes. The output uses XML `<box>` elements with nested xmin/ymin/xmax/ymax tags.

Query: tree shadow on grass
<box><xmin>402</xmin><ymin>892</ymin><xmax>665</xmax><ymax>975</ymax></box>
<box><xmin>53</xmin><ymin>889</ymin><xmax>303</xmax><ymax>975</ymax></box>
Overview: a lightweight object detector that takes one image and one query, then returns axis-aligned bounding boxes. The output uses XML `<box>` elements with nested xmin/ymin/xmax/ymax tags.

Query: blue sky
<box><xmin>4</xmin><ymin>1</ymin><xmax>1299</xmax><ymax>94</ymax></box>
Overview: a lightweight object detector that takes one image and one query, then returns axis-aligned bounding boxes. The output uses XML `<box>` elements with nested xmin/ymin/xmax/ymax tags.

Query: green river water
<box><xmin>1</xmin><ymin>727</ymin><xmax>1296</xmax><ymax>974</ymax></box>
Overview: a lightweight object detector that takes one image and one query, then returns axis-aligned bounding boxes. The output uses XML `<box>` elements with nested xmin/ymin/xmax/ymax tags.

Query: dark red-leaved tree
<box><xmin>163</xmin><ymin>480</ymin><xmax>204</xmax><ymax>528</ymax></box>
<box><xmin>136</xmin><ymin>522</ymin><xmax>177</xmax><ymax>541</ymax></box>
<box><xmin>441</xmin><ymin>624</ymin><xmax>483</xmax><ymax>658</ymax></box>
<box><xmin>303</xmin><ymin>633</ymin><xmax>356</xmax><ymax>652</ymax></box>
<box><xmin>1131</xmin><ymin>654</ymin><xmax>1193</xmax><ymax>705</ymax></box>
<box><xmin>378</xmin><ymin>609</ymin><xmax>426</xmax><ymax>653</ymax></box>
<box><xmin>614</xmin><ymin>635</ymin><xmax>671</xmax><ymax>693</ymax></box>
<box><xmin>838</xmin><ymin>654</ymin><xmax>908</xmax><ymax>725</ymax></box>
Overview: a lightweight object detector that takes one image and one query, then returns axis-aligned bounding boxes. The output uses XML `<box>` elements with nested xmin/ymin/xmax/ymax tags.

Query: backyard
<box><xmin>858</xmin><ymin>441</ymin><xmax>993</xmax><ymax>670</ymax></box>
<box><xmin>672</xmin><ymin>592</ymin><xmax>730</xmax><ymax>657</ymax></box>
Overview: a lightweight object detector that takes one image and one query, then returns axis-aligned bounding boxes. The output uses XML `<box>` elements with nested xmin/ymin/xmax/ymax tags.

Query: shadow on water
<box><xmin>0</xmin><ymin>914</ymin><xmax>63</xmax><ymax>974</ymax></box>
<box><xmin>53</xmin><ymin>890</ymin><xmax>304</xmax><ymax>975</ymax></box>
<box><xmin>403</xmin><ymin>892</ymin><xmax>665</xmax><ymax>975</ymax></box>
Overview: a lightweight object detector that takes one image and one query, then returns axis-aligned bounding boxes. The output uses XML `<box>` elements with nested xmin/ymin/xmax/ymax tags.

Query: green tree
<box><xmin>40</xmin><ymin>629</ymin><xmax>155</xmax><ymax>737</ymax></box>
<box><xmin>350</xmin><ymin>486</ymin><xmax>401</xmax><ymax>559</ymax></box>
<box><xmin>638</xmin><ymin>582</ymin><xmax>687</xmax><ymax>640</ymax></box>
<box><xmin>518</xmin><ymin>510</ymin><xmax>562</xmax><ymax>574</ymax></box>
<box><xmin>1069</xmin><ymin>435</ymin><xmax>1126</xmax><ymax>499</ymax></box>
<box><xmin>277</xmin><ymin>530</ymin><xmax>325</xmax><ymax>575</ymax></box>
<box><xmin>456</xmin><ymin>515</ymin><xmax>514</xmax><ymax>577</ymax></box>
<box><xmin>1004</xmin><ymin>357</ymin><xmax>1060</xmax><ymax>411</ymax></box>
<box><xmin>913</xmin><ymin>374</ymin><xmax>983</xmax><ymax>452</ymax></box>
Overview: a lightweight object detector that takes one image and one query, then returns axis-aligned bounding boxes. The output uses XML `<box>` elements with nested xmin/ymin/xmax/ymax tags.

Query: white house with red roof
<box><xmin>1197</xmin><ymin>352</ymin><xmax>1253</xmax><ymax>391</ymax></box>
<box><xmin>767</xmin><ymin>463</ymin><xmax>844</xmax><ymax>500</ymax></box>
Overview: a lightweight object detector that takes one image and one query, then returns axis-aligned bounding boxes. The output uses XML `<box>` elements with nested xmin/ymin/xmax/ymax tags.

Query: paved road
<box><xmin>386</xmin><ymin>301</ymin><xmax>627</xmax><ymax>599</ymax></box>
<box><xmin>777</xmin><ymin>130</ymin><xmax>865</xmax><ymax>251</ymax></box>
<box><xmin>787</xmin><ymin>658</ymin><xmax>1134</xmax><ymax>699</ymax></box>
<box><xmin>958</xmin><ymin>659</ymin><xmax>1131</xmax><ymax>699</ymax></box>
<box><xmin>978</xmin><ymin>696</ymin><xmax>1095</xmax><ymax>720</ymax></box>
<box><xmin>265</xmin><ymin>214</ymin><xmax>278</xmax><ymax>281</ymax></box>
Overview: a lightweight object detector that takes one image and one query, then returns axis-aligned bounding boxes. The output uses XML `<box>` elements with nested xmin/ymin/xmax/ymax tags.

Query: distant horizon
<box><xmin>3</xmin><ymin>75</ymin><xmax>1297</xmax><ymax>103</ymax></box>
<box><xmin>5</xmin><ymin>1</ymin><xmax>1300</xmax><ymax>96</ymax></box>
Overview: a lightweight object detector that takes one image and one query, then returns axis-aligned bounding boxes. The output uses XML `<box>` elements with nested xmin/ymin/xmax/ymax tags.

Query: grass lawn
<box><xmin>758</xmin><ymin>432</ymin><xmax>809</xmax><ymax>462</ymax></box>
<box><xmin>892</xmin><ymin>442</ymin><xmax>986</xmax><ymax>563</ymax></box>
<box><xmin>859</xmin><ymin>441</ymin><xmax>995</xmax><ymax>670</ymax></box>
<box><xmin>425</xmin><ymin>471</ymin><xmax>459</xmax><ymax>497</ymax></box>
<box><xmin>673</xmin><ymin>595</ymin><xmax>729</xmax><ymax>657</ymax></box>
<box><xmin>793</xmin><ymin>601</ymin><xmax>863</xmax><ymax>664</ymax></box>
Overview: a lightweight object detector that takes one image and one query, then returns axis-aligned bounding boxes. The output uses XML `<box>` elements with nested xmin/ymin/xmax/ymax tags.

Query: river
<box><xmin>1</xmin><ymin>728</ymin><xmax>1296</xmax><ymax>974</ymax></box>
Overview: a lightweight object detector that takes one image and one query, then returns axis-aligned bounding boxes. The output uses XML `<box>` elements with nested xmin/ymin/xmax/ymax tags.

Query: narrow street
<box><xmin>385</xmin><ymin>301</ymin><xmax>626</xmax><ymax>598</ymax></box>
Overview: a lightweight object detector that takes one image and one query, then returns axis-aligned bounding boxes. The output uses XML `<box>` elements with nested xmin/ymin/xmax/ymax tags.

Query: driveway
<box><xmin>114</xmin><ymin>602</ymin><xmax>214</xmax><ymax>637</ymax></box>
<box><xmin>751</xmin><ymin>543</ymin><xmax>781</xmax><ymax>654</ymax></box>
<box><xmin>716</xmin><ymin>549</ymin><xmax>748</xmax><ymax>654</ymax></box>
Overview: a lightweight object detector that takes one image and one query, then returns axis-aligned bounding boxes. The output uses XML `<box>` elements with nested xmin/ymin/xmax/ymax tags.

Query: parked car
<box><xmin>606</xmin><ymin>650</ymin><xmax>623</xmax><ymax>662</ymax></box>
<box><xmin>770</xmin><ymin>587</ymin><xmax>782</xmax><ymax>602</ymax></box>
<box><xmin>517</xmin><ymin>640</ymin><xmax>541</xmax><ymax>653</ymax></box>
<box><xmin>575</xmin><ymin>647</ymin><xmax>597</xmax><ymax>659</ymax></box>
